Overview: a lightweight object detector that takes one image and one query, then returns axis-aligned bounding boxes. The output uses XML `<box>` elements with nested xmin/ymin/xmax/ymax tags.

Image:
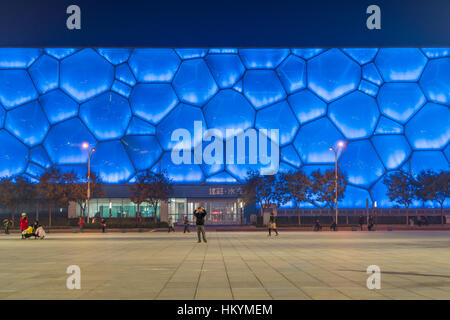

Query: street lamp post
<box><xmin>329</xmin><ymin>141</ymin><xmax>345</xmax><ymax>226</ymax></box>
<box><xmin>82</xmin><ymin>143</ymin><xmax>95</xmax><ymax>223</ymax></box>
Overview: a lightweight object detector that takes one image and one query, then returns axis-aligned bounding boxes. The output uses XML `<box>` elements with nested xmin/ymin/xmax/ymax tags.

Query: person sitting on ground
<box><xmin>35</xmin><ymin>225</ymin><xmax>46</xmax><ymax>239</ymax></box>
<box><xmin>313</xmin><ymin>219</ymin><xmax>322</xmax><ymax>231</ymax></box>
<box><xmin>32</xmin><ymin>221</ymin><xmax>41</xmax><ymax>239</ymax></box>
<box><xmin>268</xmin><ymin>212</ymin><xmax>279</xmax><ymax>237</ymax></box>
<box><xmin>193</xmin><ymin>206</ymin><xmax>207</xmax><ymax>243</ymax></box>
<box><xmin>22</xmin><ymin>226</ymin><xmax>34</xmax><ymax>239</ymax></box>
<box><xmin>183</xmin><ymin>215</ymin><xmax>190</xmax><ymax>233</ymax></box>
<box><xmin>20</xmin><ymin>213</ymin><xmax>29</xmax><ymax>239</ymax></box>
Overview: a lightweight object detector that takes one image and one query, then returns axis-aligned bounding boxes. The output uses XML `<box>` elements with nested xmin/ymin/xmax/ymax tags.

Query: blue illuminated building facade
<box><xmin>0</xmin><ymin>48</ymin><xmax>449</xmax><ymax>214</ymax></box>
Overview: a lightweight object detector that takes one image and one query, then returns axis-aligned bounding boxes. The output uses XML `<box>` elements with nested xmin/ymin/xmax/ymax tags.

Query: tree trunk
<box><xmin>441</xmin><ymin>204</ymin><xmax>444</xmax><ymax>225</ymax></box>
<box><xmin>49</xmin><ymin>205</ymin><xmax>52</xmax><ymax>227</ymax></box>
<box><xmin>153</xmin><ymin>203</ymin><xmax>158</xmax><ymax>224</ymax></box>
<box><xmin>297</xmin><ymin>206</ymin><xmax>301</xmax><ymax>225</ymax></box>
<box><xmin>405</xmin><ymin>207</ymin><xmax>409</xmax><ymax>226</ymax></box>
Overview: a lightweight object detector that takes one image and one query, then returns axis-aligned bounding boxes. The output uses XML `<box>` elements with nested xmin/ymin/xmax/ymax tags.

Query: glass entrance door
<box><xmin>187</xmin><ymin>199</ymin><xmax>242</xmax><ymax>225</ymax></box>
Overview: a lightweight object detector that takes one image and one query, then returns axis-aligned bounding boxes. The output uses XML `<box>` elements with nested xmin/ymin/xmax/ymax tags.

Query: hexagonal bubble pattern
<box><xmin>339</xmin><ymin>185</ymin><xmax>372</xmax><ymax>208</ymax></box>
<box><xmin>308</xmin><ymin>49</ymin><xmax>360</xmax><ymax>102</ymax></box>
<box><xmin>281</xmin><ymin>145</ymin><xmax>301</xmax><ymax>168</ymax></box>
<box><xmin>129</xmin><ymin>49</ymin><xmax>180</xmax><ymax>82</ymax></box>
<box><xmin>406</xmin><ymin>103</ymin><xmax>450</xmax><ymax>150</ymax></box>
<box><xmin>0</xmin><ymin>48</ymin><xmax>42</xmax><ymax>68</ymax></box>
<box><xmin>339</xmin><ymin>140</ymin><xmax>385</xmax><ymax>188</ymax></box>
<box><xmin>44</xmin><ymin>48</ymin><xmax>77</xmax><ymax>60</ymax></box>
<box><xmin>130</xmin><ymin>83</ymin><xmax>178</xmax><ymax>125</ymax></box>
<box><xmin>372</xmin><ymin>135</ymin><xmax>411</xmax><ymax>170</ymax></box>
<box><xmin>342</xmin><ymin>48</ymin><xmax>378</xmax><ymax>65</ymax></box>
<box><xmin>445</xmin><ymin>145</ymin><xmax>450</xmax><ymax>163</ymax></box>
<box><xmin>173</xmin><ymin>59</ymin><xmax>218</xmax><ymax>106</ymax></box>
<box><xmin>375</xmin><ymin>117</ymin><xmax>403</xmax><ymax>134</ymax></box>
<box><xmin>244</xmin><ymin>70</ymin><xmax>286</xmax><ymax>109</ymax></box>
<box><xmin>44</xmin><ymin>118</ymin><xmax>97</xmax><ymax>165</ymax></box>
<box><xmin>175</xmin><ymin>49</ymin><xmax>208</xmax><ymax>59</ymax></box>
<box><xmin>122</xmin><ymin>135</ymin><xmax>162</xmax><ymax>171</ymax></box>
<box><xmin>160</xmin><ymin>152</ymin><xmax>204</xmax><ymax>183</ymax></box>
<box><xmin>205</xmin><ymin>171</ymin><xmax>237</xmax><ymax>183</ymax></box>
<box><xmin>157</xmin><ymin>103</ymin><xmax>207</xmax><ymax>151</ymax></box>
<box><xmin>328</xmin><ymin>91</ymin><xmax>379</xmax><ymax>139</ymax></box>
<box><xmin>255</xmin><ymin>100</ymin><xmax>299</xmax><ymax>146</ymax></box>
<box><xmin>205</xmin><ymin>54</ymin><xmax>245</xmax><ymax>89</ymax></box>
<box><xmin>28</xmin><ymin>55</ymin><xmax>59</xmax><ymax>94</ymax></box>
<box><xmin>277</xmin><ymin>55</ymin><xmax>306</xmax><ymax>94</ymax></box>
<box><xmin>26</xmin><ymin>162</ymin><xmax>46</xmax><ymax>179</ymax></box>
<box><xmin>375</xmin><ymin>48</ymin><xmax>427</xmax><ymax>81</ymax></box>
<box><xmin>358</xmin><ymin>80</ymin><xmax>378</xmax><ymax>97</ymax></box>
<box><xmin>0</xmin><ymin>107</ymin><xmax>5</xmax><ymax>127</ymax></box>
<box><xmin>61</xmin><ymin>49</ymin><xmax>114</xmax><ymax>103</ymax></box>
<box><xmin>5</xmin><ymin>100</ymin><xmax>50</xmax><ymax>147</ymax></box>
<box><xmin>97</xmin><ymin>48</ymin><xmax>131</xmax><ymax>65</ymax></box>
<box><xmin>292</xmin><ymin>49</ymin><xmax>324</xmax><ymax>59</ymax></box>
<box><xmin>39</xmin><ymin>89</ymin><xmax>78</xmax><ymax>124</ymax></box>
<box><xmin>239</xmin><ymin>49</ymin><xmax>289</xmax><ymax>69</ymax></box>
<box><xmin>80</xmin><ymin>92</ymin><xmax>131</xmax><ymax>140</ymax></box>
<box><xmin>288</xmin><ymin>89</ymin><xmax>327</xmax><ymax>124</ymax></box>
<box><xmin>0</xmin><ymin>70</ymin><xmax>38</xmax><ymax>109</ymax></box>
<box><xmin>115</xmin><ymin>63</ymin><xmax>136</xmax><ymax>87</ymax></box>
<box><xmin>126</xmin><ymin>117</ymin><xmax>155</xmax><ymax>136</ymax></box>
<box><xmin>204</xmin><ymin>89</ymin><xmax>255</xmax><ymax>138</ymax></box>
<box><xmin>370</xmin><ymin>176</ymin><xmax>397</xmax><ymax>208</ymax></box>
<box><xmin>0</xmin><ymin>130</ymin><xmax>29</xmax><ymax>178</ymax></box>
<box><xmin>421</xmin><ymin>48</ymin><xmax>450</xmax><ymax>59</ymax></box>
<box><xmin>30</xmin><ymin>146</ymin><xmax>51</xmax><ymax>168</ymax></box>
<box><xmin>377</xmin><ymin>83</ymin><xmax>426</xmax><ymax>123</ymax></box>
<box><xmin>91</xmin><ymin>140</ymin><xmax>134</xmax><ymax>183</ymax></box>
<box><xmin>111</xmin><ymin>80</ymin><xmax>132</xmax><ymax>98</ymax></box>
<box><xmin>293</xmin><ymin>117</ymin><xmax>345</xmax><ymax>164</ymax></box>
<box><xmin>410</xmin><ymin>151</ymin><xmax>449</xmax><ymax>176</ymax></box>
<box><xmin>420</xmin><ymin>58</ymin><xmax>450</xmax><ymax>105</ymax></box>
<box><xmin>362</xmin><ymin>63</ymin><xmax>383</xmax><ymax>86</ymax></box>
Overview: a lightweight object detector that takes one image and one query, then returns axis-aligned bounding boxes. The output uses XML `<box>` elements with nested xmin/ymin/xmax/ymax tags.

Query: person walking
<box><xmin>100</xmin><ymin>218</ymin><xmax>106</xmax><ymax>233</ymax></box>
<box><xmin>3</xmin><ymin>218</ymin><xmax>11</xmax><ymax>234</ymax></box>
<box><xmin>183</xmin><ymin>215</ymin><xmax>190</xmax><ymax>233</ymax></box>
<box><xmin>168</xmin><ymin>216</ymin><xmax>175</xmax><ymax>233</ymax></box>
<box><xmin>358</xmin><ymin>215</ymin><xmax>365</xmax><ymax>231</ymax></box>
<box><xmin>78</xmin><ymin>217</ymin><xmax>85</xmax><ymax>232</ymax></box>
<box><xmin>268</xmin><ymin>212</ymin><xmax>278</xmax><ymax>236</ymax></box>
<box><xmin>193</xmin><ymin>206</ymin><xmax>207</xmax><ymax>243</ymax></box>
<box><xmin>20</xmin><ymin>213</ymin><xmax>29</xmax><ymax>239</ymax></box>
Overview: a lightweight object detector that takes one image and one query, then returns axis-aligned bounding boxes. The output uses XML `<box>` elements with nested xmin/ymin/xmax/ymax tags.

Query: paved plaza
<box><xmin>0</xmin><ymin>230</ymin><xmax>449</xmax><ymax>300</ymax></box>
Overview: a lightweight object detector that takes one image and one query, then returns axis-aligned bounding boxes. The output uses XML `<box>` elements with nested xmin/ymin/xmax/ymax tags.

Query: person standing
<box><xmin>183</xmin><ymin>215</ymin><xmax>190</xmax><ymax>233</ymax></box>
<box><xmin>78</xmin><ymin>217</ymin><xmax>85</xmax><ymax>232</ymax></box>
<box><xmin>193</xmin><ymin>207</ymin><xmax>207</xmax><ymax>243</ymax></box>
<box><xmin>101</xmin><ymin>218</ymin><xmax>106</xmax><ymax>233</ymax></box>
<box><xmin>20</xmin><ymin>213</ymin><xmax>29</xmax><ymax>239</ymax></box>
<box><xmin>268</xmin><ymin>212</ymin><xmax>278</xmax><ymax>236</ymax></box>
<box><xmin>330</xmin><ymin>218</ymin><xmax>337</xmax><ymax>231</ymax></box>
<box><xmin>358</xmin><ymin>215</ymin><xmax>365</xmax><ymax>231</ymax></box>
<box><xmin>3</xmin><ymin>218</ymin><xmax>10</xmax><ymax>234</ymax></box>
<box><xmin>168</xmin><ymin>216</ymin><xmax>175</xmax><ymax>233</ymax></box>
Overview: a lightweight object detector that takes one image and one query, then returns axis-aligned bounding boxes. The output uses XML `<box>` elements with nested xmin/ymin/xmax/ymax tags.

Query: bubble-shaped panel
<box><xmin>61</xmin><ymin>49</ymin><xmax>114</xmax><ymax>103</ymax></box>
<box><xmin>375</xmin><ymin>117</ymin><xmax>403</xmax><ymax>134</ymax></box>
<box><xmin>277</xmin><ymin>55</ymin><xmax>306</xmax><ymax>94</ymax></box>
<box><xmin>111</xmin><ymin>80</ymin><xmax>132</xmax><ymax>98</ymax></box>
<box><xmin>419</xmin><ymin>58</ymin><xmax>450</xmax><ymax>105</ymax></box>
<box><xmin>205</xmin><ymin>54</ymin><xmax>245</xmax><ymax>89</ymax></box>
<box><xmin>97</xmin><ymin>48</ymin><xmax>131</xmax><ymax>65</ymax></box>
<box><xmin>340</xmin><ymin>186</ymin><xmax>372</xmax><ymax>208</ymax></box>
<box><xmin>370</xmin><ymin>177</ymin><xmax>397</xmax><ymax>208</ymax></box>
<box><xmin>342</xmin><ymin>48</ymin><xmax>378</xmax><ymax>65</ymax></box>
<box><xmin>375</xmin><ymin>48</ymin><xmax>427</xmax><ymax>81</ymax></box>
<box><xmin>377</xmin><ymin>83</ymin><xmax>426</xmax><ymax>123</ymax></box>
<box><xmin>281</xmin><ymin>145</ymin><xmax>301</xmax><ymax>168</ymax></box>
<box><xmin>358</xmin><ymin>80</ymin><xmax>378</xmax><ymax>97</ymax></box>
<box><xmin>421</xmin><ymin>48</ymin><xmax>450</xmax><ymax>59</ymax></box>
<box><xmin>288</xmin><ymin>89</ymin><xmax>327</xmax><ymax>124</ymax></box>
<box><xmin>0</xmin><ymin>48</ymin><xmax>41</xmax><ymax>68</ymax></box>
<box><xmin>293</xmin><ymin>117</ymin><xmax>345</xmax><ymax>164</ymax></box>
<box><xmin>292</xmin><ymin>49</ymin><xmax>324</xmax><ymax>59</ymax></box>
<box><xmin>203</xmin><ymin>89</ymin><xmax>255</xmax><ymax>138</ymax></box>
<box><xmin>126</xmin><ymin>117</ymin><xmax>155</xmax><ymax>135</ymax></box>
<box><xmin>328</xmin><ymin>91</ymin><xmax>379</xmax><ymax>139</ymax></box>
<box><xmin>5</xmin><ymin>100</ymin><xmax>49</xmax><ymax>147</ymax></box>
<box><xmin>243</xmin><ymin>70</ymin><xmax>286</xmax><ymax>109</ymax></box>
<box><xmin>173</xmin><ymin>59</ymin><xmax>218</xmax><ymax>106</ymax></box>
<box><xmin>200</xmin><ymin>139</ymin><xmax>224</xmax><ymax>176</ymax></box>
<box><xmin>362</xmin><ymin>63</ymin><xmax>383</xmax><ymax>85</ymax></box>
<box><xmin>157</xmin><ymin>103</ymin><xmax>207</xmax><ymax>151</ymax></box>
<box><xmin>255</xmin><ymin>100</ymin><xmax>299</xmax><ymax>145</ymax></box>
<box><xmin>339</xmin><ymin>140</ymin><xmax>385</xmax><ymax>188</ymax></box>
<box><xmin>30</xmin><ymin>146</ymin><xmax>51</xmax><ymax>168</ymax></box>
<box><xmin>405</xmin><ymin>103</ymin><xmax>450</xmax><ymax>150</ymax></box>
<box><xmin>28</xmin><ymin>55</ymin><xmax>59</xmax><ymax>94</ymax></box>
<box><xmin>26</xmin><ymin>163</ymin><xmax>46</xmax><ymax>179</ymax></box>
<box><xmin>129</xmin><ymin>49</ymin><xmax>180</xmax><ymax>82</ymax></box>
<box><xmin>307</xmin><ymin>48</ymin><xmax>360</xmax><ymax>102</ymax></box>
<box><xmin>205</xmin><ymin>171</ymin><xmax>237</xmax><ymax>183</ymax></box>
<box><xmin>410</xmin><ymin>151</ymin><xmax>449</xmax><ymax>176</ymax></box>
<box><xmin>130</xmin><ymin>83</ymin><xmax>178</xmax><ymax>125</ymax></box>
<box><xmin>44</xmin><ymin>118</ymin><xmax>97</xmax><ymax>165</ymax></box>
<box><xmin>80</xmin><ymin>92</ymin><xmax>131</xmax><ymax>140</ymax></box>
<box><xmin>175</xmin><ymin>49</ymin><xmax>208</xmax><ymax>59</ymax></box>
<box><xmin>0</xmin><ymin>70</ymin><xmax>38</xmax><ymax>109</ymax></box>
<box><xmin>44</xmin><ymin>48</ymin><xmax>77</xmax><ymax>60</ymax></box>
<box><xmin>445</xmin><ymin>145</ymin><xmax>450</xmax><ymax>163</ymax></box>
<box><xmin>0</xmin><ymin>130</ymin><xmax>28</xmax><ymax>177</ymax></box>
<box><xmin>91</xmin><ymin>140</ymin><xmax>134</xmax><ymax>183</ymax></box>
<box><xmin>233</xmin><ymin>80</ymin><xmax>243</xmax><ymax>93</ymax></box>
<box><xmin>0</xmin><ymin>107</ymin><xmax>5</xmax><ymax>127</ymax></box>
<box><xmin>372</xmin><ymin>135</ymin><xmax>411</xmax><ymax>170</ymax></box>
<box><xmin>160</xmin><ymin>152</ymin><xmax>204</xmax><ymax>183</ymax></box>
<box><xmin>122</xmin><ymin>135</ymin><xmax>162</xmax><ymax>171</ymax></box>
<box><xmin>239</xmin><ymin>49</ymin><xmax>289</xmax><ymax>69</ymax></box>
<box><xmin>39</xmin><ymin>89</ymin><xmax>78</xmax><ymax>124</ymax></box>
<box><xmin>115</xmin><ymin>63</ymin><xmax>136</xmax><ymax>86</ymax></box>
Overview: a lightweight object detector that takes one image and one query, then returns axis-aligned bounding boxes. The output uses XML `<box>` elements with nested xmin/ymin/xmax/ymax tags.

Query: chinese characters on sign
<box><xmin>209</xmin><ymin>187</ymin><xmax>242</xmax><ymax>196</ymax></box>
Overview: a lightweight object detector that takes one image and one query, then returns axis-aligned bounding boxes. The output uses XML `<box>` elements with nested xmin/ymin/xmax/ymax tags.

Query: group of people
<box><xmin>167</xmin><ymin>206</ymin><xmax>208</xmax><ymax>243</ymax></box>
<box><xmin>77</xmin><ymin>217</ymin><xmax>107</xmax><ymax>232</ymax></box>
<box><xmin>11</xmin><ymin>213</ymin><xmax>46</xmax><ymax>239</ymax></box>
<box><xmin>358</xmin><ymin>215</ymin><xmax>375</xmax><ymax>231</ymax></box>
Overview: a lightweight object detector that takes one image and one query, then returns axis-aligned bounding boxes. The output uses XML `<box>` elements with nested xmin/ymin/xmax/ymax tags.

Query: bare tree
<box><xmin>129</xmin><ymin>173</ymin><xmax>148</xmax><ymax>223</ymax></box>
<box><xmin>384</xmin><ymin>171</ymin><xmax>416</xmax><ymax>225</ymax></box>
<box><xmin>282</xmin><ymin>170</ymin><xmax>312</xmax><ymax>225</ymax></box>
<box><xmin>310</xmin><ymin>169</ymin><xmax>347</xmax><ymax>209</ymax></box>
<box><xmin>242</xmin><ymin>170</ymin><xmax>279</xmax><ymax>216</ymax></box>
<box><xmin>68</xmin><ymin>172</ymin><xmax>103</xmax><ymax>221</ymax></box>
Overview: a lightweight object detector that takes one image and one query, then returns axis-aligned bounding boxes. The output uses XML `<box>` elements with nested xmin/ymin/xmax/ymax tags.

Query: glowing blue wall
<box><xmin>0</xmin><ymin>48</ymin><xmax>449</xmax><ymax>208</ymax></box>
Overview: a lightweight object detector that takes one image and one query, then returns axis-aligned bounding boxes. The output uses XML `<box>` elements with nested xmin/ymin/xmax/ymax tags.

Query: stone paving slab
<box><xmin>0</xmin><ymin>231</ymin><xmax>449</xmax><ymax>300</ymax></box>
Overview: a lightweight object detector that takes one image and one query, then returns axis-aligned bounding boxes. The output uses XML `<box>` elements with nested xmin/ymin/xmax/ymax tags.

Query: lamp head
<box><xmin>82</xmin><ymin>142</ymin><xmax>89</xmax><ymax>150</ymax></box>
